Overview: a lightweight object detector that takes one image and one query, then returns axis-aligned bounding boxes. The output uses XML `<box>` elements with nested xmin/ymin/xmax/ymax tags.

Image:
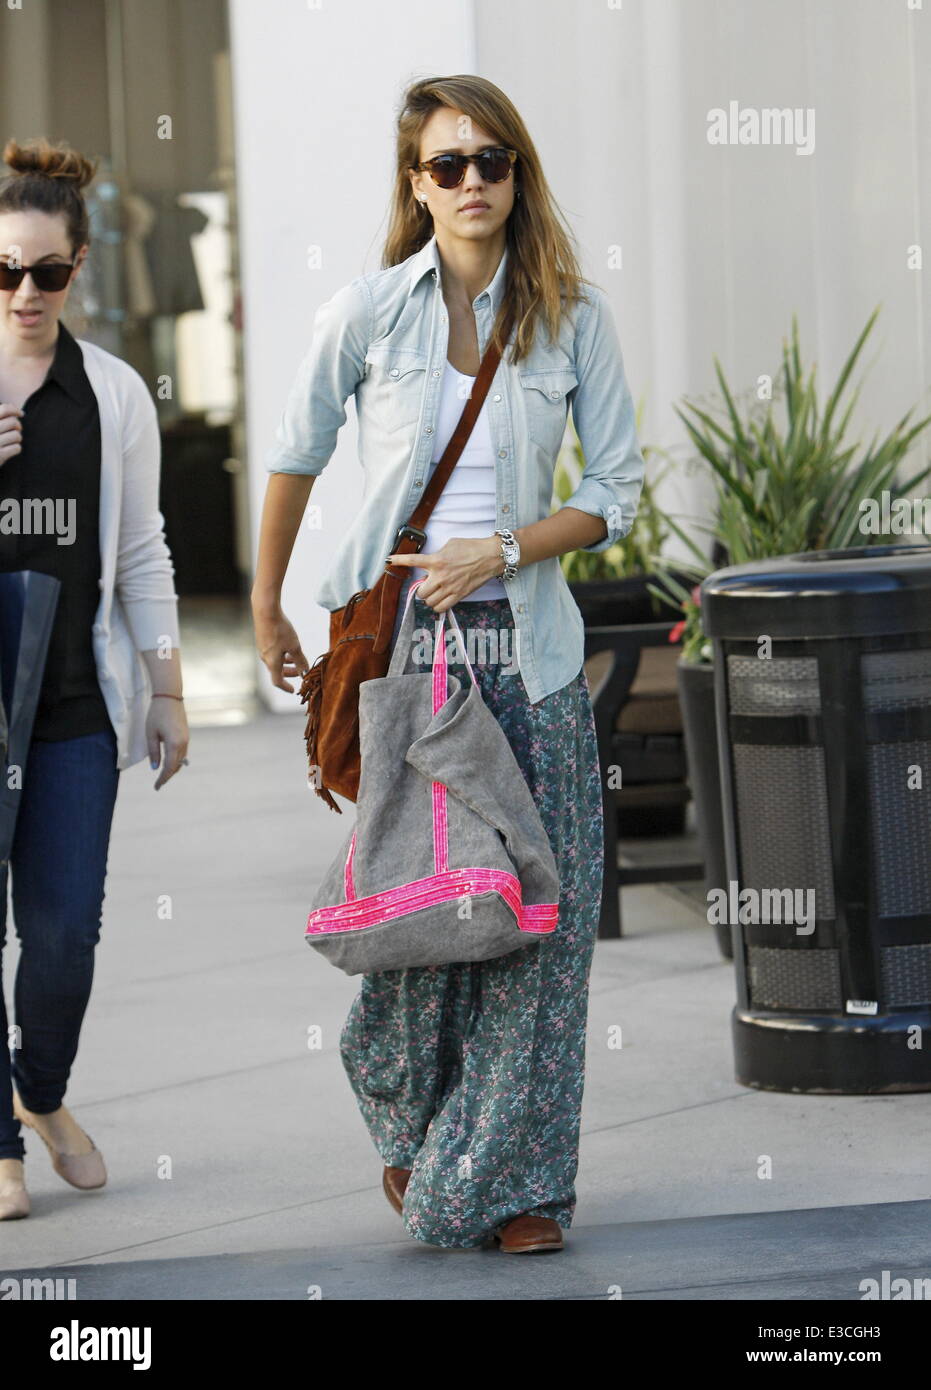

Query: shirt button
<box><xmin>432</xmin><ymin>368</ymin><xmax>440</xmax><ymax>377</ymax></box>
<box><xmin>517</xmin><ymin>605</ymin><xmax>526</xmax><ymax>613</ymax></box>
<box><xmin>498</xmin><ymin>449</ymin><xmax>507</xmax><ymax>459</ymax></box>
<box><xmin>493</xmin><ymin>394</ymin><xmax>501</xmax><ymax>402</ymax></box>
<box><xmin>413</xmin><ymin>480</ymin><xmax>423</xmax><ymax>488</ymax></box>
<box><xmin>389</xmin><ymin>368</ymin><xmax>400</xmax><ymax>378</ymax></box>
<box><xmin>502</xmin><ymin>504</ymin><xmax>511</xmax><ymax>513</ymax></box>
<box><xmin>424</xmin><ymin>426</ymin><xmax>433</xmax><ymax>435</ymax></box>
<box><xmin>549</xmin><ymin>389</ymin><xmax>560</xmax><ymax>399</ymax></box>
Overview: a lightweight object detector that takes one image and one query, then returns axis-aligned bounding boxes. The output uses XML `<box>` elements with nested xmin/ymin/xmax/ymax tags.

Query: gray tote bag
<box><xmin>305</xmin><ymin>579</ymin><xmax>560</xmax><ymax>975</ymax></box>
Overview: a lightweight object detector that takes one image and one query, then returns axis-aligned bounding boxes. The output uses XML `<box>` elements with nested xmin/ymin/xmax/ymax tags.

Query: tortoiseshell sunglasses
<box><xmin>410</xmin><ymin>147</ymin><xmax>518</xmax><ymax>190</ymax></box>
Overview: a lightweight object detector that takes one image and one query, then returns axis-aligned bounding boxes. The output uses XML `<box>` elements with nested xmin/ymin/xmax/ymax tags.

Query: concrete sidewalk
<box><xmin>2</xmin><ymin>710</ymin><xmax>929</xmax><ymax>1300</ymax></box>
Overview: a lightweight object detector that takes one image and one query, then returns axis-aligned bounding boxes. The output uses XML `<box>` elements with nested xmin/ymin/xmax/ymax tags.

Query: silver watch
<box><xmin>494</xmin><ymin>527</ymin><xmax>520</xmax><ymax>580</ymax></box>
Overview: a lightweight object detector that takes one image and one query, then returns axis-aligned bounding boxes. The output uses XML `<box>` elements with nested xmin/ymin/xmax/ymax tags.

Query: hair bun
<box><xmin>3</xmin><ymin>136</ymin><xmax>98</xmax><ymax>191</ymax></box>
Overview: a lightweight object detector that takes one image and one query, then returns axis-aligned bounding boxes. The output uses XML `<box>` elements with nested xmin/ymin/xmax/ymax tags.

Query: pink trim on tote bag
<box><xmin>307</xmin><ymin>580</ymin><xmax>558</xmax><ymax>942</ymax></box>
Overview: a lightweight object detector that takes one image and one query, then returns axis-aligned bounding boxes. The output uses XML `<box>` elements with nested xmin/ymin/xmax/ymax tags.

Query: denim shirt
<box><xmin>265</xmin><ymin>232</ymin><xmax>645</xmax><ymax>705</ymax></box>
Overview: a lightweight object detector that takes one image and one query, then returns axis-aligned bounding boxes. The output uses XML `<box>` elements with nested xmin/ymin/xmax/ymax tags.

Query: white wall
<box><xmin>228</xmin><ymin>0</ymin><xmax>474</xmax><ymax>711</ymax></box>
<box><xmin>230</xmin><ymin>0</ymin><xmax>931</xmax><ymax>712</ymax></box>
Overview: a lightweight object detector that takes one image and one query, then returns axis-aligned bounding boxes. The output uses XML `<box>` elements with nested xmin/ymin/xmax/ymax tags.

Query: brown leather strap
<box><xmin>375</xmin><ymin>301</ymin><xmax>514</xmax><ymax>650</ymax></box>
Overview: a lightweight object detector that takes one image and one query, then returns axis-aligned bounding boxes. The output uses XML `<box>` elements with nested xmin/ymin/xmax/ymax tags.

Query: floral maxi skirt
<box><xmin>339</xmin><ymin>593</ymin><xmax>605</xmax><ymax>1248</ymax></box>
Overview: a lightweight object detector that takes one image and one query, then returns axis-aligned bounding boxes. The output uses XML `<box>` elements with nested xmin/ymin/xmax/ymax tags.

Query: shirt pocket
<box><xmin>517</xmin><ymin>366</ymin><xmax>578</xmax><ymax>454</ymax></box>
<box><xmin>359</xmin><ymin>345</ymin><xmax>428</xmax><ymax>434</ymax></box>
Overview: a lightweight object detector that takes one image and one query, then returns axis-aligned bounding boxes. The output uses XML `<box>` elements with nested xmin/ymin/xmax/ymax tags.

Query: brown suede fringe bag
<box><xmin>299</xmin><ymin>305</ymin><xmax>513</xmax><ymax>813</ymax></box>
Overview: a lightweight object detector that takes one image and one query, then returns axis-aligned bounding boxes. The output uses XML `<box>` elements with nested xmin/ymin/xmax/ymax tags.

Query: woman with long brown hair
<box><xmin>0</xmin><ymin>138</ymin><xmax>187</xmax><ymax>1221</ymax></box>
<box><xmin>253</xmin><ymin>75</ymin><xmax>644</xmax><ymax>1251</ymax></box>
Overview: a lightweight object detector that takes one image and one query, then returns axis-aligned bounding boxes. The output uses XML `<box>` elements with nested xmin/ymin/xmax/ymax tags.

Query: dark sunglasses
<box><xmin>0</xmin><ymin>257</ymin><xmax>76</xmax><ymax>292</ymax></box>
<box><xmin>411</xmin><ymin>147</ymin><xmax>518</xmax><ymax>190</ymax></box>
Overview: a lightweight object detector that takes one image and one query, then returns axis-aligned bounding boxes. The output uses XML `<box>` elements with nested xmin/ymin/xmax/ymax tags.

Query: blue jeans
<box><xmin>0</xmin><ymin>727</ymin><xmax>120</xmax><ymax>1161</ymax></box>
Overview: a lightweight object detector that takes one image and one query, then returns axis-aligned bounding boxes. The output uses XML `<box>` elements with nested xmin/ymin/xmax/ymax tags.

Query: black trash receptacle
<box><xmin>702</xmin><ymin>543</ymin><xmax>931</xmax><ymax>1094</ymax></box>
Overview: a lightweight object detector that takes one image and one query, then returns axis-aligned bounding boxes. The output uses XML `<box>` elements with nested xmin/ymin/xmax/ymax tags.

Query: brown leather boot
<box><xmin>382</xmin><ymin>1165</ymin><xmax>412</xmax><ymax>1215</ymax></box>
<box><xmin>494</xmin><ymin>1214</ymin><xmax>564</xmax><ymax>1252</ymax></box>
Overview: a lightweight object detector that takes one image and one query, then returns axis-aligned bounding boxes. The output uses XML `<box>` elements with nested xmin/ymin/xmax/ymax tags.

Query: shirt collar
<box><xmin>44</xmin><ymin>321</ymin><xmax>90</xmax><ymax>404</ymax></box>
<box><xmin>408</xmin><ymin>233</ymin><xmax>509</xmax><ymax>319</ymax></box>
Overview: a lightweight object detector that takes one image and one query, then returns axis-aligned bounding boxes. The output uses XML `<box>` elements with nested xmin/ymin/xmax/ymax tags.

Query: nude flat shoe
<box><xmin>0</xmin><ymin>1170</ymin><xmax>30</xmax><ymax>1221</ymax></box>
<box><xmin>13</xmin><ymin>1096</ymin><xmax>107</xmax><ymax>1191</ymax></box>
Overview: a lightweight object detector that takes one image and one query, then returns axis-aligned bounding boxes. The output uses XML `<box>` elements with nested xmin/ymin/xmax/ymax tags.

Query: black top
<box><xmin>0</xmin><ymin>320</ymin><xmax>113</xmax><ymax>741</ymax></box>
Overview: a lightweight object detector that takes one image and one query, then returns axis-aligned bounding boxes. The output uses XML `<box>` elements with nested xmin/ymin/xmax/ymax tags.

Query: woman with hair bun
<box><xmin>0</xmin><ymin>137</ymin><xmax>187</xmax><ymax>1220</ymax></box>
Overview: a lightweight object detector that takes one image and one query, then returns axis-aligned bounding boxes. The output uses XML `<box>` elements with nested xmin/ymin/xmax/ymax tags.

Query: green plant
<box><xmin>553</xmin><ymin>399</ymin><xmax>673</xmax><ymax>583</ymax></box>
<box><xmin>647</xmin><ymin>307</ymin><xmax>931</xmax><ymax>663</ymax></box>
<box><xmin>654</xmin><ymin>572</ymin><xmax>711</xmax><ymax>665</ymax></box>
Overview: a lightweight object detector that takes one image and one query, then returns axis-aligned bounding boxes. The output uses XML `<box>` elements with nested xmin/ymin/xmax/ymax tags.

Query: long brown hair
<box><xmin>384</xmin><ymin>75</ymin><xmax>593</xmax><ymax>366</ymax></box>
<box><xmin>0</xmin><ymin>136</ymin><xmax>98</xmax><ymax>255</ymax></box>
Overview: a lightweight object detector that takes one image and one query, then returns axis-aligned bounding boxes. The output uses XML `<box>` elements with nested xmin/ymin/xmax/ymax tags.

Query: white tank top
<box><xmin>409</xmin><ymin>359</ymin><xmax>507</xmax><ymax>602</ymax></box>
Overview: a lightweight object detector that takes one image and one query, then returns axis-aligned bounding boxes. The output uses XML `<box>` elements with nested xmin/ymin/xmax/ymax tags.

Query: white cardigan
<box><xmin>75</xmin><ymin>337</ymin><xmax>180</xmax><ymax>770</ymax></box>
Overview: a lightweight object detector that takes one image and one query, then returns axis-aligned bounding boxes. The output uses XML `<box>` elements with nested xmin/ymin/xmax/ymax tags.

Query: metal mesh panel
<box><xmin>731</xmin><ymin>744</ymin><xmax>836</xmax><ymax>919</ymax></box>
<box><xmin>726</xmin><ymin>656</ymin><xmax>821</xmax><ymax>716</ymax></box>
<box><xmin>867</xmin><ymin>740</ymin><xmax>931</xmax><ymax>917</ymax></box>
<box><xmin>748</xmin><ymin>945</ymin><xmax>842</xmax><ymax>1010</ymax></box>
<box><xmin>881</xmin><ymin>944</ymin><xmax>931</xmax><ymax>1007</ymax></box>
<box><xmin>862</xmin><ymin>649</ymin><xmax>931</xmax><ymax>713</ymax></box>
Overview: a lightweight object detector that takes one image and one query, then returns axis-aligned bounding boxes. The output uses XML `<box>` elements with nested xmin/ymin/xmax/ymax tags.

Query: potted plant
<box><xmin>554</xmin><ymin>408</ymin><xmax>699</xmax><ymax>840</ymax></box>
<box><xmin>648</xmin><ymin>307</ymin><xmax>931</xmax><ymax>957</ymax></box>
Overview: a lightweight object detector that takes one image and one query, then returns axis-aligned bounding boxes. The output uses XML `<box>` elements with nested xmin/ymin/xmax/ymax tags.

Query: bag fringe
<box><xmin>299</xmin><ymin>653</ymin><xmax>342</xmax><ymax>814</ymax></box>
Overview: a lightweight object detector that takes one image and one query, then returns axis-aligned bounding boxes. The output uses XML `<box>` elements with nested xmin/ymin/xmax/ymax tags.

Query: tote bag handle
<box><xmin>387</xmin><ymin>578</ymin><xmax>480</xmax><ymax>708</ymax></box>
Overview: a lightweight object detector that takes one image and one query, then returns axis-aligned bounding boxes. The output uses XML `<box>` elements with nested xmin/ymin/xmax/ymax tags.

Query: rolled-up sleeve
<box><xmin>561</xmin><ymin>285</ymin><xmax>645</xmax><ymax>553</ymax></box>
<box><xmin>265</xmin><ymin>278</ymin><xmax>371</xmax><ymax>476</ymax></box>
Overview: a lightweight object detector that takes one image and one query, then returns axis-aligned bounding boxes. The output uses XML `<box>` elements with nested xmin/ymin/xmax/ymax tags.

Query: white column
<box><xmin>228</xmin><ymin>0</ymin><xmax>473</xmax><ymax>712</ymax></box>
